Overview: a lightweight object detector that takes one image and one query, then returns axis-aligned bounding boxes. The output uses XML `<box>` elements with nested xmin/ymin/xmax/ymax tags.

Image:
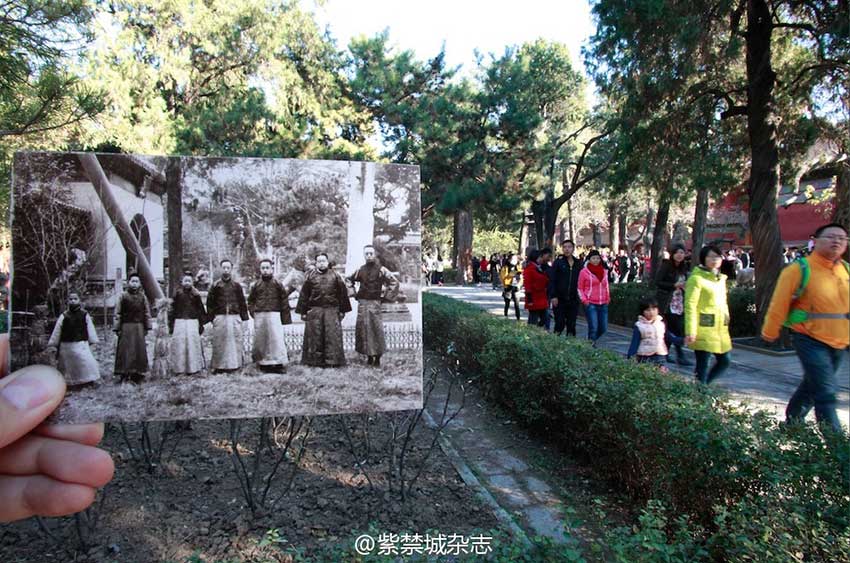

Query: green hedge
<box><xmin>608</xmin><ymin>282</ymin><xmax>758</xmax><ymax>337</ymax></box>
<box><xmin>423</xmin><ymin>292</ymin><xmax>849</xmax><ymax>562</ymax></box>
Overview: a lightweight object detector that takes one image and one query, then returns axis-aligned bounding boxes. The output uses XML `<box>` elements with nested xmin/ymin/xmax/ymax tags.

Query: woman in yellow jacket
<box><xmin>684</xmin><ymin>245</ymin><xmax>732</xmax><ymax>384</ymax></box>
<box><xmin>500</xmin><ymin>254</ymin><xmax>522</xmax><ymax>320</ymax></box>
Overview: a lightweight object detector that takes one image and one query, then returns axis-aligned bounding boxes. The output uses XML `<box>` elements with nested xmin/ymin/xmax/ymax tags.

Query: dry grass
<box><xmin>54</xmin><ymin>353</ymin><xmax>422</xmax><ymax>424</ymax></box>
<box><xmin>50</xmin><ymin>332</ymin><xmax>421</xmax><ymax>423</ymax></box>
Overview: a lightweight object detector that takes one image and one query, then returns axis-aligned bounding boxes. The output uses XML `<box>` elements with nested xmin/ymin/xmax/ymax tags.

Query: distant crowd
<box><xmin>424</xmin><ymin>223</ymin><xmax>849</xmax><ymax>444</ymax></box>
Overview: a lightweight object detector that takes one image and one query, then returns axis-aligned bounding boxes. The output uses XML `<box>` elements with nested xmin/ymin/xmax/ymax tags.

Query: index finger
<box><xmin>35</xmin><ymin>423</ymin><xmax>105</xmax><ymax>447</ymax></box>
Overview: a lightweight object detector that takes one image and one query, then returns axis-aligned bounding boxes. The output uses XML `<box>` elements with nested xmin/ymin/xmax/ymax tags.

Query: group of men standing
<box><xmin>167</xmin><ymin>245</ymin><xmax>399</xmax><ymax>376</ymax></box>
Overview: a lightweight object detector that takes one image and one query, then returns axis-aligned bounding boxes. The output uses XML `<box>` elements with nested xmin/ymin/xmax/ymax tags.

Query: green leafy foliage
<box><xmin>607</xmin><ymin>282</ymin><xmax>757</xmax><ymax>337</ymax></box>
<box><xmin>423</xmin><ymin>292</ymin><xmax>850</xmax><ymax>561</ymax></box>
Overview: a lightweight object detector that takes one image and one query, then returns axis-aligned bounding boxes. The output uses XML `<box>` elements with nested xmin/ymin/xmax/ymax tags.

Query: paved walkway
<box><xmin>423</xmin><ymin>352</ymin><xmax>573</xmax><ymax>545</ymax></box>
<box><xmin>427</xmin><ymin>284</ymin><xmax>850</xmax><ymax>427</ymax></box>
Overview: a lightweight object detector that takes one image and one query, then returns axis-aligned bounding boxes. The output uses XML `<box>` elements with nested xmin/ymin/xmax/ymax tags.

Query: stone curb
<box><xmin>421</xmin><ymin>408</ymin><xmax>532</xmax><ymax>547</ymax></box>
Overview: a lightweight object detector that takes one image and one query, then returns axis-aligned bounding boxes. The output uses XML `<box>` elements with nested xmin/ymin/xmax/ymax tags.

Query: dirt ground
<box><xmin>37</xmin><ymin>327</ymin><xmax>423</xmax><ymax>424</ymax></box>
<box><xmin>0</xmin><ymin>412</ymin><xmax>501</xmax><ymax>562</ymax></box>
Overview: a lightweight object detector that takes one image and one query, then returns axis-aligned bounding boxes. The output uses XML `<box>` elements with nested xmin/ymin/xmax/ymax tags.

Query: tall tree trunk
<box><xmin>618</xmin><ymin>212</ymin><xmax>627</xmax><ymax>252</ymax></box>
<box><xmin>692</xmin><ymin>187</ymin><xmax>709</xmax><ymax>254</ymax></box>
<box><xmin>649</xmin><ymin>196</ymin><xmax>671</xmax><ymax>284</ymax></box>
<box><xmin>568</xmin><ymin>198</ymin><xmax>575</xmax><ymax>242</ymax></box>
<box><xmin>643</xmin><ymin>206</ymin><xmax>655</xmax><ymax>251</ymax></box>
<box><xmin>591</xmin><ymin>221</ymin><xmax>602</xmax><ymax>248</ymax></box>
<box><xmin>557</xmin><ymin>218</ymin><xmax>568</xmax><ymax>246</ymax></box>
<box><xmin>530</xmin><ymin>201</ymin><xmax>543</xmax><ymax>251</ymax></box>
<box><xmin>834</xmin><ymin>163</ymin><xmax>850</xmax><ymax>261</ymax></box>
<box><xmin>166</xmin><ymin>158</ymin><xmax>183</xmax><ymax>296</ymax></box>
<box><xmin>518</xmin><ymin>212</ymin><xmax>528</xmax><ymax>257</ymax></box>
<box><xmin>746</xmin><ymin>0</ymin><xmax>785</xmax><ymax>325</ymax></box>
<box><xmin>542</xmin><ymin>190</ymin><xmax>558</xmax><ymax>249</ymax></box>
<box><xmin>453</xmin><ymin>208</ymin><xmax>473</xmax><ymax>285</ymax></box>
<box><xmin>608</xmin><ymin>202</ymin><xmax>619</xmax><ymax>253</ymax></box>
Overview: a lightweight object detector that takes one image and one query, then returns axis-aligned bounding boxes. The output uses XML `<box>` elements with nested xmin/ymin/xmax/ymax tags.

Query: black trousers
<box><xmin>553</xmin><ymin>298</ymin><xmax>579</xmax><ymax>336</ymax></box>
<box><xmin>503</xmin><ymin>288</ymin><xmax>520</xmax><ymax>319</ymax></box>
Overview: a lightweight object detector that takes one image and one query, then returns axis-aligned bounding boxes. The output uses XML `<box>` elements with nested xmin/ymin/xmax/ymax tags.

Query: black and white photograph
<box><xmin>10</xmin><ymin>152</ymin><xmax>423</xmax><ymax>423</ymax></box>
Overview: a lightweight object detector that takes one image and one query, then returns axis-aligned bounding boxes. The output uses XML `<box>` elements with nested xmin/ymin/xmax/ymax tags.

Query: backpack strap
<box><xmin>791</xmin><ymin>257</ymin><xmax>809</xmax><ymax>301</ymax></box>
<box><xmin>784</xmin><ymin>257</ymin><xmax>850</xmax><ymax>326</ymax></box>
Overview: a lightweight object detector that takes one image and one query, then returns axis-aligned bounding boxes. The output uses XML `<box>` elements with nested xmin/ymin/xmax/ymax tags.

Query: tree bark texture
<box><xmin>453</xmin><ymin>208</ymin><xmax>473</xmax><ymax>285</ymax></box>
<box><xmin>557</xmin><ymin>219</ymin><xmax>567</xmax><ymax>245</ymax></box>
<box><xmin>649</xmin><ymin>196</ymin><xmax>671</xmax><ymax>285</ymax></box>
<box><xmin>518</xmin><ymin>214</ymin><xmax>527</xmax><ymax>257</ymax></box>
<box><xmin>643</xmin><ymin>206</ymin><xmax>655</xmax><ymax>250</ymax></box>
<box><xmin>591</xmin><ymin>221</ymin><xmax>602</xmax><ymax>248</ymax></box>
<box><xmin>166</xmin><ymin>158</ymin><xmax>183</xmax><ymax>296</ymax></box>
<box><xmin>746</xmin><ymin>0</ymin><xmax>785</xmax><ymax>324</ymax></box>
<box><xmin>618</xmin><ymin>213</ymin><xmax>627</xmax><ymax>252</ymax></box>
<box><xmin>608</xmin><ymin>202</ymin><xmax>619</xmax><ymax>253</ymax></box>
<box><xmin>530</xmin><ymin>200</ymin><xmax>543</xmax><ymax>251</ymax></box>
<box><xmin>568</xmin><ymin>198</ymin><xmax>576</xmax><ymax>243</ymax></box>
<box><xmin>692</xmin><ymin>187</ymin><xmax>709</xmax><ymax>254</ymax></box>
<box><xmin>531</xmin><ymin>188</ymin><xmax>559</xmax><ymax>250</ymax></box>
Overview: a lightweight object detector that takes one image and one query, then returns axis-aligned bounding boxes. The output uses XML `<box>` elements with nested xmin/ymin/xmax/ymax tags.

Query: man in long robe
<box><xmin>47</xmin><ymin>291</ymin><xmax>100</xmax><ymax>386</ymax></box>
<box><xmin>113</xmin><ymin>273</ymin><xmax>151</xmax><ymax>383</ymax></box>
<box><xmin>247</xmin><ymin>258</ymin><xmax>290</xmax><ymax>372</ymax></box>
<box><xmin>295</xmin><ymin>253</ymin><xmax>351</xmax><ymax>367</ymax></box>
<box><xmin>169</xmin><ymin>271</ymin><xmax>206</xmax><ymax>375</ymax></box>
<box><xmin>347</xmin><ymin>245</ymin><xmax>399</xmax><ymax>367</ymax></box>
<box><xmin>206</xmin><ymin>259</ymin><xmax>249</xmax><ymax>373</ymax></box>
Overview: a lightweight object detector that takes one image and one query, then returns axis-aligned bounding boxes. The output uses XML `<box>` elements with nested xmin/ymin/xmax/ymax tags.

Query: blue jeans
<box><xmin>694</xmin><ymin>350</ymin><xmax>731</xmax><ymax>384</ymax></box>
<box><xmin>585</xmin><ymin>304</ymin><xmax>608</xmax><ymax>341</ymax></box>
<box><xmin>787</xmin><ymin>332</ymin><xmax>845</xmax><ymax>433</ymax></box>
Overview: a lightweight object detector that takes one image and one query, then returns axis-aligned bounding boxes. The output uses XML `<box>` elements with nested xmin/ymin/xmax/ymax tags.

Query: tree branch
<box><xmin>721</xmin><ymin>105</ymin><xmax>748</xmax><ymax>119</ymax></box>
<box><xmin>783</xmin><ymin>61</ymin><xmax>850</xmax><ymax>94</ymax></box>
<box><xmin>771</xmin><ymin>22</ymin><xmax>818</xmax><ymax>36</ymax></box>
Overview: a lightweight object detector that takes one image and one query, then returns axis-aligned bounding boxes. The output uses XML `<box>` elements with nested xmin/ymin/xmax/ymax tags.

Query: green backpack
<box><xmin>784</xmin><ymin>257</ymin><xmax>850</xmax><ymax>326</ymax></box>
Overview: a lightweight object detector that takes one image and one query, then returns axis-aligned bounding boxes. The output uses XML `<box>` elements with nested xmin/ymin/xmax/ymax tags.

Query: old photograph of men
<box><xmin>10</xmin><ymin>152</ymin><xmax>423</xmax><ymax>423</ymax></box>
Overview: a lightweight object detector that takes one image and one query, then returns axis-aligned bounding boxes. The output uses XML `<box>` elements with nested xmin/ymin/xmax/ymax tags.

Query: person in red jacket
<box><xmin>523</xmin><ymin>248</ymin><xmax>551</xmax><ymax>328</ymax></box>
<box><xmin>578</xmin><ymin>249</ymin><xmax>611</xmax><ymax>346</ymax></box>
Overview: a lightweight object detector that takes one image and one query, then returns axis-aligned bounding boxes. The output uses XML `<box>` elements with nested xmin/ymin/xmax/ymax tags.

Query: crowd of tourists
<box><xmin>431</xmin><ymin>223</ymin><xmax>849</xmax><ymax>439</ymax></box>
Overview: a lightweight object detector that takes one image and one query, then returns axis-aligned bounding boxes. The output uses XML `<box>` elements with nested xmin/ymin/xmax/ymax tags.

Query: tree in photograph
<box><xmin>183</xmin><ymin>158</ymin><xmax>349</xmax><ymax>276</ymax></box>
<box><xmin>11</xmin><ymin>155</ymin><xmax>95</xmax><ymax>313</ymax></box>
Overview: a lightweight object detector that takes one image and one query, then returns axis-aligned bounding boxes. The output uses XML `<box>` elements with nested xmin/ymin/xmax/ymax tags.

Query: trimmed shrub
<box><xmin>608</xmin><ymin>282</ymin><xmax>758</xmax><ymax>337</ymax></box>
<box><xmin>423</xmin><ymin>292</ymin><xmax>849</xmax><ymax>561</ymax></box>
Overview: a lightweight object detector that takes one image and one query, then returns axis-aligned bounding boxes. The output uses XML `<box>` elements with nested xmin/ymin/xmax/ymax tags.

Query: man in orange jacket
<box><xmin>762</xmin><ymin>223</ymin><xmax>849</xmax><ymax>433</ymax></box>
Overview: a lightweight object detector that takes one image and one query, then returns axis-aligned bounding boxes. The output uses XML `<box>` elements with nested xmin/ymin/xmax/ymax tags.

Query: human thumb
<box><xmin>0</xmin><ymin>365</ymin><xmax>66</xmax><ymax>448</ymax></box>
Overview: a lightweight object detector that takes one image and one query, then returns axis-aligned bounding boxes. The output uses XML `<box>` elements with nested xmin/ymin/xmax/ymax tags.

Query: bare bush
<box><xmin>338</xmin><ymin>363</ymin><xmax>465</xmax><ymax>502</ymax></box>
<box><xmin>228</xmin><ymin>417</ymin><xmax>312</xmax><ymax>517</ymax></box>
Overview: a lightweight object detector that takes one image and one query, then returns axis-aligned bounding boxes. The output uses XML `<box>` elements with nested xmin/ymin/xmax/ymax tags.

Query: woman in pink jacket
<box><xmin>578</xmin><ymin>250</ymin><xmax>611</xmax><ymax>346</ymax></box>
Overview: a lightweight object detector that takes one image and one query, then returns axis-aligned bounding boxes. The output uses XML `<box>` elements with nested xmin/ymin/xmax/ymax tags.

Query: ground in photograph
<box><xmin>50</xmin><ymin>326</ymin><xmax>422</xmax><ymax>423</ymax></box>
